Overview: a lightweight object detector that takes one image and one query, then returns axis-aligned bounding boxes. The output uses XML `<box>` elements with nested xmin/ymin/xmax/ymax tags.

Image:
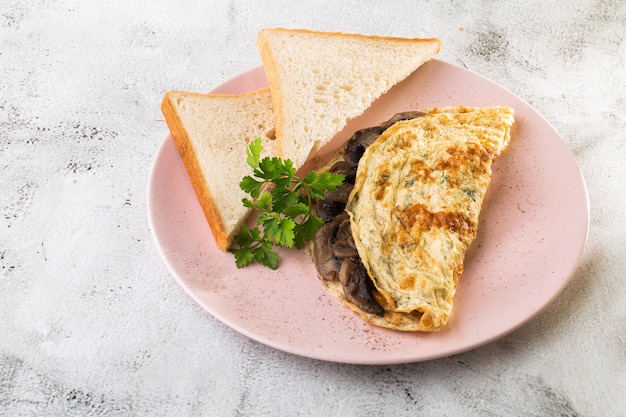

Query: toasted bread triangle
<box><xmin>257</xmin><ymin>28</ymin><xmax>441</xmax><ymax>170</ymax></box>
<box><xmin>161</xmin><ymin>89</ymin><xmax>275</xmax><ymax>251</ymax></box>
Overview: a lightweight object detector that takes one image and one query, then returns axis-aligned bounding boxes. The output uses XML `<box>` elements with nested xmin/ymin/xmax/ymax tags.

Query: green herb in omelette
<box><xmin>230</xmin><ymin>138</ymin><xmax>345</xmax><ymax>269</ymax></box>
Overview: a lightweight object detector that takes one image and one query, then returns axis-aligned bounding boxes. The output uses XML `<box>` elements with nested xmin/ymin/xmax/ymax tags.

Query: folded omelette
<box><xmin>311</xmin><ymin>106</ymin><xmax>515</xmax><ymax>332</ymax></box>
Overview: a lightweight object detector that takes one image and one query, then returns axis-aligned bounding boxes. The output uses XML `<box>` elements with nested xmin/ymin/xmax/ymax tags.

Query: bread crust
<box><xmin>161</xmin><ymin>88</ymin><xmax>273</xmax><ymax>251</ymax></box>
<box><xmin>161</xmin><ymin>91</ymin><xmax>229</xmax><ymax>251</ymax></box>
<box><xmin>257</xmin><ymin>33</ymin><xmax>284</xmax><ymax>156</ymax></box>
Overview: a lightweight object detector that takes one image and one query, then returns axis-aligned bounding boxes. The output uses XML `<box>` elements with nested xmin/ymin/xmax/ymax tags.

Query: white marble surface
<box><xmin>1</xmin><ymin>0</ymin><xmax>625</xmax><ymax>415</ymax></box>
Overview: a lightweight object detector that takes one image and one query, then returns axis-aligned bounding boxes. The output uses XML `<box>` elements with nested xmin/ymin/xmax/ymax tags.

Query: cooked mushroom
<box><xmin>339</xmin><ymin>258</ymin><xmax>384</xmax><ymax>315</ymax></box>
<box><xmin>332</xmin><ymin>239</ymin><xmax>358</xmax><ymax>258</ymax></box>
<box><xmin>329</xmin><ymin>160</ymin><xmax>357</xmax><ymax>184</ymax></box>
<box><xmin>312</xmin><ymin>220</ymin><xmax>343</xmax><ymax>281</ymax></box>
<box><xmin>380</xmin><ymin>111</ymin><xmax>426</xmax><ymax>129</ymax></box>
<box><xmin>344</xmin><ymin>111</ymin><xmax>428</xmax><ymax>168</ymax></box>
<box><xmin>335</xmin><ymin>217</ymin><xmax>352</xmax><ymax>242</ymax></box>
<box><xmin>315</xmin><ymin>200</ymin><xmax>346</xmax><ymax>223</ymax></box>
<box><xmin>330</xmin><ymin>183</ymin><xmax>353</xmax><ymax>204</ymax></box>
<box><xmin>314</xmin><ymin>183</ymin><xmax>354</xmax><ymax>223</ymax></box>
<box><xmin>343</xmin><ymin>126</ymin><xmax>385</xmax><ymax>167</ymax></box>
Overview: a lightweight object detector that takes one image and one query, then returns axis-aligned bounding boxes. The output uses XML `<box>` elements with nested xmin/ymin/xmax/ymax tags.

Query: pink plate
<box><xmin>148</xmin><ymin>60</ymin><xmax>589</xmax><ymax>364</ymax></box>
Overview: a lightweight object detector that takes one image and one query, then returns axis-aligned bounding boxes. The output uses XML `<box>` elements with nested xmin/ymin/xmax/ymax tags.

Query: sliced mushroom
<box><xmin>314</xmin><ymin>183</ymin><xmax>354</xmax><ymax>223</ymax></box>
<box><xmin>332</xmin><ymin>239</ymin><xmax>358</xmax><ymax>258</ymax></box>
<box><xmin>312</xmin><ymin>220</ymin><xmax>343</xmax><ymax>281</ymax></box>
<box><xmin>380</xmin><ymin>111</ymin><xmax>427</xmax><ymax>129</ymax></box>
<box><xmin>335</xmin><ymin>217</ymin><xmax>352</xmax><ymax>241</ymax></box>
<box><xmin>339</xmin><ymin>258</ymin><xmax>384</xmax><ymax>315</ymax></box>
<box><xmin>344</xmin><ymin>126</ymin><xmax>385</xmax><ymax>167</ymax></box>
<box><xmin>330</xmin><ymin>183</ymin><xmax>353</xmax><ymax>205</ymax></box>
<box><xmin>329</xmin><ymin>160</ymin><xmax>357</xmax><ymax>184</ymax></box>
<box><xmin>344</xmin><ymin>111</ymin><xmax>427</xmax><ymax>167</ymax></box>
<box><xmin>315</xmin><ymin>200</ymin><xmax>346</xmax><ymax>223</ymax></box>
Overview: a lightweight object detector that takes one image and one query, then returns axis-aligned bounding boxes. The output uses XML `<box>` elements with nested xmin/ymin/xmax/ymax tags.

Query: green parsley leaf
<box><xmin>293</xmin><ymin>214</ymin><xmax>324</xmax><ymax>249</ymax></box>
<box><xmin>271</xmin><ymin>186</ymin><xmax>299</xmax><ymax>213</ymax></box>
<box><xmin>260</xmin><ymin>212</ymin><xmax>296</xmax><ymax>248</ymax></box>
<box><xmin>256</xmin><ymin>191</ymin><xmax>273</xmax><ymax>211</ymax></box>
<box><xmin>240</xmin><ymin>175</ymin><xmax>263</xmax><ymax>198</ymax></box>
<box><xmin>282</xmin><ymin>202</ymin><xmax>309</xmax><ymax>219</ymax></box>
<box><xmin>230</xmin><ymin>138</ymin><xmax>345</xmax><ymax>269</ymax></box>
<box><xmin>232</xmin><ymin>247</ymin><xmax>255</xmax><ymax>268</ymax></box>
<box><xmin>246</xmin><ymin>138</ymin><xmax>263</xmax><ymax>169</ymax></box>
<box><xmin>252</xmin><ymin>243</ymin><xmax>279</xmax><ymax>270</ymax></box>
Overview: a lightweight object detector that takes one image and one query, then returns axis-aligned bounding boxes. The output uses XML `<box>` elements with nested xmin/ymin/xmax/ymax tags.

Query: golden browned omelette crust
<box><xmin>313</xmin><ymin>106</ymin><xmax>514</xmax><ymax>332</ymax></box>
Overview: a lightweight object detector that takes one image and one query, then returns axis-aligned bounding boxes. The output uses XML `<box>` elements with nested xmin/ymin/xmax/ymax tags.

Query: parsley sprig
<box><xmin>230</xmin><ymin>138</ymin><xmax>344</xmax><ymax>269</ymax></box>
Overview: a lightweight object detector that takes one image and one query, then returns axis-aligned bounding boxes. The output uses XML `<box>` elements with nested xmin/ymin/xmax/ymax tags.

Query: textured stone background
<box><xmin>1</xmin><ymin>0</ymin><xmax>625</xmax><ymax>416</ymax></box>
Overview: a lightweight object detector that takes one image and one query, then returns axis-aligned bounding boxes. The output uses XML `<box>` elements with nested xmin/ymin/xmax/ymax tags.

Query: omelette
<box><xmin>311</xmin><ymin>106</ymin><xmax>515</xmax><ymax>332</ymax></box>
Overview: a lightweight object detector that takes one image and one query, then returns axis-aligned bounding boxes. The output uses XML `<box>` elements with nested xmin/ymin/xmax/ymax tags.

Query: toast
<box><xmin>257</xmin><ymin>28</ymin><xmax>441</xmax><ymax>170</ymax></box>
<box><xmin>161</xmin><ymin>88</ymin><xmax>276</xmax><ymax>251</ymax></box>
